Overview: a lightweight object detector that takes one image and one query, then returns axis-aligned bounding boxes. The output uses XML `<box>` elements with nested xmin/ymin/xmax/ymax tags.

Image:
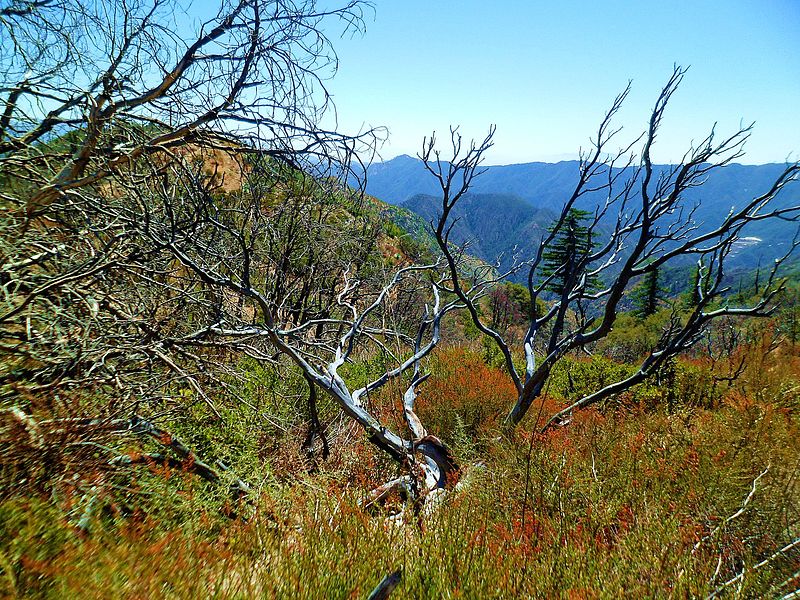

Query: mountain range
<box><xmin>365</xmin><ymin>155</ymin><xmax>800</xmax><ymax>278</ymax></box>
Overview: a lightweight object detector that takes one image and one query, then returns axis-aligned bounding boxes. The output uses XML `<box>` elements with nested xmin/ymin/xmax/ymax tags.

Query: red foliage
<box><xmin>415</xmin><ymin>347</ymin><xmax>518</xmax><ymax>435</ymax></box>
<box><xmin>566</xmin><ymin>588</ymin><xmax>600</xmax><ymax>600</ymax></box>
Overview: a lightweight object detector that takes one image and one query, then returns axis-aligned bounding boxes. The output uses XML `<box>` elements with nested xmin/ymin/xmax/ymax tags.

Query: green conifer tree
<box><xmin>680</xmin><ymin>265</ymin><xmax>703</xmax><ymax>308</ymax></box>
<box><xmin>541</xmin><ymin>208</ymin><xmax>597</xmax><ymax>295</ymax></box>
<box><xmin>630</xmin><ymin>268</ymin><xmax>665</xmax><ymax>318</ymax></box>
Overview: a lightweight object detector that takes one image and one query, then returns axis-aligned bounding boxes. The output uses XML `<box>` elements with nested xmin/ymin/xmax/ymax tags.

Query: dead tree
<box><xmin>0</xmin><ymin>0</ymin><xmax>377</xmax><ymax>216</ymax></box>
<box><xmin>0</xmin><ymin>0</ymin><xmax>379</xmax><ymax>403</ymax></box>
<box><xmin>1</xmin><ymin>0</ymin><xmax>462</xmax><ymax>512</ymax></box>
<box><xmin>132</xmin><ymin>162</ymin><xmax>463</xmax><ymax>501</ymax></box>
<box><xmin>84</xmin><ymin>136</ymin><xmax>462</xmax><ymax>506</ymax></box>
<box><xmin>423</xmin><ymin>66</ymin><xmax>800</xmax><ymax>430</ymax></box>
<box><xmin>0</xmin><ymin>0</ymin><xmax>400</xmax><ymax>505</ymax></box>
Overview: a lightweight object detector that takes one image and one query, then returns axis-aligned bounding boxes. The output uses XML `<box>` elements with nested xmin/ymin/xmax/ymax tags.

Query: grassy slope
<box><xmin>2</xmin><ymin>320</ymin><xmax>799</xmax><ymax>598</ymax></box>
<box><xmin>2</xmin><ymin>155</ymin><xmax>799</xmax><ymax>598</ymax></box>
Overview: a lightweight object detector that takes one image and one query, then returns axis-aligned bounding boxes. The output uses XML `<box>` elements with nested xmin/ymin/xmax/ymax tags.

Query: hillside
<box><xmin>4</xmin><ymin>2</ymin><xmax>800</xmax><ymax>598</ymax></box>
<box><xmin>363</xmin><ymin>155</ymin><xmax>583</xmax><ymax>209</ymax></box>
<box><xmin>364</xmin><ymin>156</ymin><xmax>800</xmax><ymax>273</ymax></box>
<box><xmin>364</xmin><ymin>155</ymin><xmax>798</xmax><ymax>211</ymax></box>
<box><xmin>402</xmin><ymin>192</ymin><xmax>555</xmax><ymax>275</ymax></box>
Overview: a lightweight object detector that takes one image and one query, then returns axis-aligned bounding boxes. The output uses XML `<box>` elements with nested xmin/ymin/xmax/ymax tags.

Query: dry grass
<box><xmin>1</xmin><ymin>332</ymin><xmax>799</xmax><ymax>598</ymax></box>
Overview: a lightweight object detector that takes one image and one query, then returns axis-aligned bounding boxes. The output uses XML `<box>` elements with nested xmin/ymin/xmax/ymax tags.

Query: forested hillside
<box><xmin>364</xmin><ymin>156</ymin><xmax>800</xmax><ymax>276</ymax></box>
<box><xmin>1</xmin><ymin>1</ymin><xmax>799</xmax><ymax>599</ymax></box>
<box><xmin>365</xmin><ymin>155</ymin><xmax>798</xmax><ymax>213</ymax></box>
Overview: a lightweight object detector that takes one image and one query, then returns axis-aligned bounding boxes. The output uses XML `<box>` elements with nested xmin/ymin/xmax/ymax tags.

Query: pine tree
<box><xmin>631</xmin><ymin>268</ymin><xmax>665</xmax><ymax>318</ymax></box>
<box><xmin>541</xmin><ymin>208</ymin><xmax>597</xmax><ymax>295</ymax></box>
<box><xmin>678</xmin><ymin>265</ymin><xmax>701</xmax><ymax>309</ymax></box>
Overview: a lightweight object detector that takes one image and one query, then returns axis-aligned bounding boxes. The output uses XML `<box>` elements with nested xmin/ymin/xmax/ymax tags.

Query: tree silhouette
<box><xmin>422</xmin><ymin>66</ymin><xmax>800</xmax><ymax>430</ymax></box>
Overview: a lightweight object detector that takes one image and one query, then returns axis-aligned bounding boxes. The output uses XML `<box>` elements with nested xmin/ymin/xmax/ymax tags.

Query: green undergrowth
<box><xmin>2</xmin><ymin>395</ymin><xmax>799</xmax><ymax>597</ymax></box>
<box><xmin>2</xmin><ymin>336</ymin><xmax>800</xmax><ymax>597</ymax></box>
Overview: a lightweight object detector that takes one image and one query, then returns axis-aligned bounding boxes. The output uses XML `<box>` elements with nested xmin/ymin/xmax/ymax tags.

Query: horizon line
<box><xmin>375</xmin><ymin>153</ymin><xmax>796</xmax><ymax>169</ymax></box>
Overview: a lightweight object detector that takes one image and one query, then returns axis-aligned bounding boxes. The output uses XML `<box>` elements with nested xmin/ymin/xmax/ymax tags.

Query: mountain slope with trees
<box><xmin>366</xmin><ymin>156</ymin><xmax>799</xmax><ymax>273</ymax></box>
<box><xmin>402</xmin><ymin>192</ymin><xmax>554</xmax><ymax>273</ymax></box>
<box><xmin>366</xmin><ymin>155</ymin><xmax>797</xmax><ymax>213</ymax></box>
<box><xmin>1</xmin><ymin>1</ymin><xmax>800</xmax><ymax>598</ymax></box>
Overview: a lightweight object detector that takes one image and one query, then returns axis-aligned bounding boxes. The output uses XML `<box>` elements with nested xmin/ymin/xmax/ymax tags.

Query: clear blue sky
<box><xmin>325</xmin><ymin>0</ymin><xmax>799</xmax><ymax>165</ymax></box>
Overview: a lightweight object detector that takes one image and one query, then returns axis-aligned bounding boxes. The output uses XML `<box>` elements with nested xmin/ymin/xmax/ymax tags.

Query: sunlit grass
<box><xmin>2</xmin><ymin>331</ymin><xmax>799</xmax><ymax>598</ymax></box>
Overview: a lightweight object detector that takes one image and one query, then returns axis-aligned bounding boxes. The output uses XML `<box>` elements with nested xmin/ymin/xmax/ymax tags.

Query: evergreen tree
<box><xmin>541</xmin><ymin>208</ymin><xmax>597</xmax><ymax>295</ymax></box>
<box><xmin>679</xmin><ymin>265</ymin><xmax>703</xmax><ymax>309</ymax></box>
<box><xmin>630</xmin><ymin>268</ymin><xmax>665</xmax><ymax>318</ymax></box>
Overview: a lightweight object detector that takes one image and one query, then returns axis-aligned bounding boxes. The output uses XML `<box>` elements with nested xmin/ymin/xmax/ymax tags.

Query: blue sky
<box><xmin>326</xmin><ymin>1</ymin><xmax>799</xmax><ymax>165</ymax></box>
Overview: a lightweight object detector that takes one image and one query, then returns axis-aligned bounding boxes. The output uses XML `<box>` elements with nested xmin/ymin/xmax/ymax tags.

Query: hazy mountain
<box><xmin>363</xmin><ymin>155</ymin><xmax>581</xmax><ymax>209</ymax></box>
<box><xmin>402</xmin><ymin>193</ymin><xmax>556</xmax><ymax>274</ymax></box>
<box><xmin>367</xmin><ymin>156</ymin><xmax>800</xmax><ymax>273</ymax></box>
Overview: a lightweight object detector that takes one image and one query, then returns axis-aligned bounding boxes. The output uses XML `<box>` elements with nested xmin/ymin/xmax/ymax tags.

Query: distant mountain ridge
<box><xmin>363</xmin><ymin>154</ymin><xmax>581</xmax><ymax>209</ymax></box>
<box><xmin>364</xmin><ymin>154</ymin><xmax>795</xmax><ymax>210</ymax></box>
<box><xmin>366</xmin><ymin>155</ymin><xmax>800</xmax><ymax>275</ymax></box>
<box><xmin>402</xmin><ymin>193</ymin><xmax>555</xmax><ymax>275</ymax></box>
